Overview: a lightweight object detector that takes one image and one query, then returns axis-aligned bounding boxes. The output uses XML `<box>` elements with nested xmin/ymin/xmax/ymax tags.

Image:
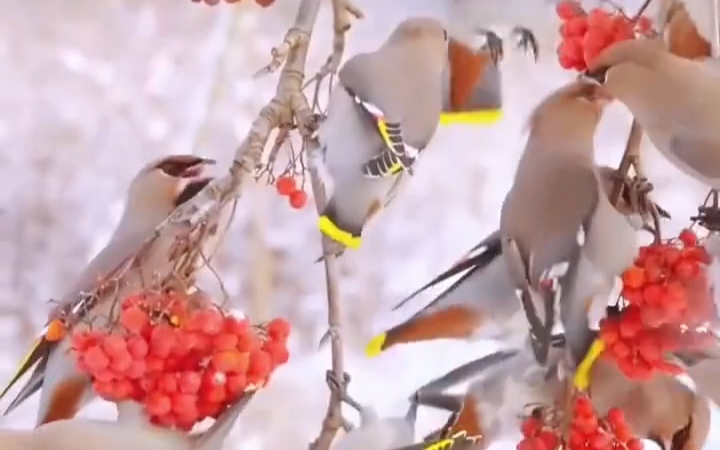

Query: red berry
<box><xmin>267</xmin><ymin>317</ymin><xmax>291</xmax><ymax>341</ymax></box>
<box><xmin>126</xmin><ymin>335</ymin><xmax>149</xmax><ymax>359</ymax></box>
<box><xmin>635</xmin><ymin>16</ymin><xmax>652</xmax><ymax>33</ymax></box>
<box><xmin>536</xmin><ymin>431</ymin><xmax>559</xmax><ymax>450</ymax></box>
<box><xmin>71</xmin><ymin>332</ymin><xmax>94</xmax><ymax>352</ymax></box>
<box><xmin>213</xmin><ymin>333</ymin><xmax>239</xmax><ymax>351</ymax></box>
<box><xmin>120</xmin><ymin>307</ymin><xmax>150</xmax><ymax>334</ymax></box>
<box><xmin>150</xmin><ymin>324</ymin><xmax>177</xmax><ymax>357</ymax></box>
<box><xmin>210</xmin><ymin>350</ymin><xmax>249</xmax><ymax>373</ymax></box>
<box><xmin>521</xmin><ymin>417</ymin><xmax>541</xmax><ymax>437</ymax></box>
<box><xmin>82</xmin><ymin>345</ymin><xmax>110</xmax><ymax>373</ymax></box>
<box><xmin>224</xmin><ymin>316</ymin><xmax>250</xmax><ymax>336</ymax></box>
<box><xmin>158</xmin><ymin>373</ymin><xmax>179</xmax><ymax>394</ymax></box>
<box><xmin>556</xmin><ymin>0</ymin><xmax>583</xmax><ymax>20</ymax></box>
<box><xmin>237</xmin><ymin>332</ymin><xmax>262</xmax><ymax>353</ymax></box>
<box><xmin>289</xmin><ymin>189</ymin><xmax>308</xmax><ymax>209</ymax></box>
<box><xmin>248</xmin><ymin>350</ymin><xmax>272</xmax><ymax>378</ymax></box>
<box><xmin>275</xmin><ymin>176</ymin><xmax>296</xmax><ymax>196</ymax></box>
<box><xmin>109</xmin><ymin>351</ymin><xmax>133</xmax><ymax>374</ymax></box>
<box><xmin>626</xmin><ymin>438</ymin><xmax>644</xmax><ymax>450</ymax></box>
<box><xmin>225</xmin><ymin>373</ymin><xmax>248</xmax><ymax>398</ymax></box>
<box><xmin>125</xmin><ymin>360</ymin><xmax>147</xmax><ymax>379</ymax></box>
<box><xmin>263</xmin><ymin>341</ymin><xmax>290</xmax><ymax>366</ymax></box>
<box><xmin>606</xmin><ymin>407</ymin><xmax>625</xmax><ymax>428</ymax></box>
<box><xmin>145</xmin><ymin>392</ymin><xmax>172</xmax><ymax>416</ymax></box>
<box><xmin>255</xmin><ymin>0</ymin><xmax>275</xmax><ymax>8</ymax></box>
<box><xmin>678</xmin><ymin>228</ymin><xmax>697</xmax><ymax>247</ymax></box>
<box><xmin>179</xmin><ymin>371</ymin><xmax>202</xmax><ymax>394</ymax></box>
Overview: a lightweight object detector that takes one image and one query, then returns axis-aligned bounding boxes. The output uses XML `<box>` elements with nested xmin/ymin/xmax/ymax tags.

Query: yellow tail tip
<box><xmin>318</xmin><ymin>216</ymin><xmax>361</xmax><ymax>249</ymax></box>
<box><xmin>439</xmin><ymin>109</ymin><xmax>503</xmax><ymax>126</ymax></box>
<box><xmin>573</xmin><ymin>339</ymin><xmax>606</xmax><ymax>391</ymax></box>
<box><xmin>365</xmin><ymin>333</ymin><xmax>387</xmax><ymax>358</ymax></box>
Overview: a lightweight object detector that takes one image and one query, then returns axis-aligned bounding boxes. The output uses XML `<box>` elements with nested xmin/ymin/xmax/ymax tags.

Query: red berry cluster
<box><xmin>555</xmin><ymin>0</ymin><xmax>654</xmax><ymax>71</ymax></box>
<box><xmin>275</xmin><ymin>175</ymin><xmax>308</xmax><ymax>209</ymax></box>
<box><xmin>599</xmin><ymin>229</ymin><xmax>715</xmax><ymax>380</ymax></box>
<box><xmin>517</xmin><ymin>395</ymin><xmax>643</xmax><ymax>450</ymax></box>
<box><xmin>191</xmin><ymin>0</ymin><xmax>274</xmax><ymax>8</ymax></box>
<box><xmin>71</xmin><ymin>293</ymin><xmax>291</xmax><ymax>431</ymax></box>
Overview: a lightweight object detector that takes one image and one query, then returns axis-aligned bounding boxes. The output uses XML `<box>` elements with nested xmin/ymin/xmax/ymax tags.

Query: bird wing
<box><xmin>391</xmin><ymin>230</ymin><xmax>503</xmax><ymax>312</ymax></box>
<box><xmin>0</xmin><ymin>230</ymin><xmax>145</xmax><ymax>412</ymax></box>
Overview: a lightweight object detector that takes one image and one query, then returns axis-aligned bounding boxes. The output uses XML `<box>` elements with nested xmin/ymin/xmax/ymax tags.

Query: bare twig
<box><xmin>306</xmin><ymin>136</ymin><xmax>346</xmax><ymax>450</ymax></box>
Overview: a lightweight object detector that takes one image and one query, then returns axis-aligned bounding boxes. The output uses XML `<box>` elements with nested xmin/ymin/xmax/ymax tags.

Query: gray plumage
<box><xmin>317</xmin><ymin>17</ymin><xmax>448</xmax><ymax>250</ymax></box>
<box><xmin>500</xmin><ymin>81</ymin><xmax>638</xmax><ymax>365</ymax></box>
<box><xmin>587</xmin><ymin>39</ymin><xmax>720</xmax><ymax>189</ymax></box>
<box><xmin>0</xmin><ymin>155</ymin><xmax>219</xmax><ymax>426</ymax></box>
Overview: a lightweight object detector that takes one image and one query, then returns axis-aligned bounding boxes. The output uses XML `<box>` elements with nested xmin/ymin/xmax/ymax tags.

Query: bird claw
<box><xmin>479</xmin><ymin>30</ymin><xmax>504</xmax><ymax>65</ymax></box>
<box><xmin>512</xmin><ymin>26</ymin><xmax>539</xmax><ymax>62</ymax></box>
<box><xmin>325</xmin><ymin>369</ymin><xmax>351</xmax><ymax>395</ymax></box>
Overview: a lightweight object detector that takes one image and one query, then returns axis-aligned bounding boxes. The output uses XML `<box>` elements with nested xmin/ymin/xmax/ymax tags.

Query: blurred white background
<box><xmin>1</xmin><ymin>0</ymin><xmax>719</xmax><ymax>448</ymax></box>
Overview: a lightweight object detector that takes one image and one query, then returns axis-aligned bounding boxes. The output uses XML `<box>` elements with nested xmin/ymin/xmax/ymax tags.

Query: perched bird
<box><xmin>585</xmin><ymin>38</ymin><xmax>720</xmax><ymax>189</ymax></box>
<box><xmin>0</xmin><ymin>155</ymin><xmax>220</xmax><ymax>426</ymax></box>
<box><xmin>414</xmin><ymin>340</ymin><xmax>711</xmax><ymax>450</ymax></box>
<box><xmin>316</xmin><ymin>17</ymin><xmax>448</xmax><ymax>251</ymax></box>
<box><xmin>499</xmin><ymin>80</ymin><xmax>639</xmax><ymax>365</ymax></box>
<box><xmin>364</xmin><ymin>166</ymin><xmax>668</xmax><ymax>358</ymax></box>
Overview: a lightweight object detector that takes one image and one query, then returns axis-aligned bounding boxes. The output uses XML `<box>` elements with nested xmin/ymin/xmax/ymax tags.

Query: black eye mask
<box><xmin>155</xmin><ymin>156</ymin><xmax>215</xmax><ymax>178</ymax></box>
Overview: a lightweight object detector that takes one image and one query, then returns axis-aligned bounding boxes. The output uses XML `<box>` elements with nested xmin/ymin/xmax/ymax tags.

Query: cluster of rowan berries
<box><xmin>275</xmin><ymin>175</ymin><xmax>308</xmax><ymax>209</ymax></box>
<box><xmin>517</xmin><ymin>395</ymin><xmax>643</xmax><ymax>450</ymax></box>
<box><xmin>191</xmin><ymin>0</ymin><xmax>274</xmax><ymax>8</ymax></box>
<box><xmin>600</xmin><ymin>229</ymin><xmax>715</xmax><ymax>380</ymax></box>
<box><xmin>555</xmin><ymin>0</ymin><xmax>653</xmax><ymax>71</ymax></box>
<box><xmin>71</xmin><ymin>292</ymin><xmax>291</xmax><ymax>431</ymax></box>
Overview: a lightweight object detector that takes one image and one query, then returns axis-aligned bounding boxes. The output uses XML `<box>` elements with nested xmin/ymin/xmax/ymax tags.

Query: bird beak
<box><xmin>578</xmin><ymin>67</ymin><xmax>607</xmax><ymax>85</ymax></box>
<box><xmin>179</xmin><ymin>158</ymin><xmax>216</xmax><ymax>178</ymax></box>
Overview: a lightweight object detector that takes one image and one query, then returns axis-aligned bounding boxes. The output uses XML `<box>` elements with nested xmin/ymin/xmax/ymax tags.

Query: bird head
<box><xmin>581</xmin><ymin>38</ymin><xmax>666</xmax><ymax>99</ymax></box>
<box><xmin>125</xmin><ymin>154</ymin><xmax>216</xmax><ymax>223</ymax></box>
<box><xmin>388</xmin><ymin>17</ymin><xmax>449</xmax><ymax>67</ymax></box>
<box><xmin>525</xmin><ymin>79</ymin><xmax>610</xmax><ymax>138</ymax></box>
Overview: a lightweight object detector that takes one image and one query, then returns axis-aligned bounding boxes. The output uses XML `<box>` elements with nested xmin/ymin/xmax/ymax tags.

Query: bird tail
<box><xmin>0</xmin><ymin>337</ymin><xmax>54</xmax><ymax>415</ymax></box>
<box><xmin>365</xmin><ymin>232</ymin><xmax>506</xmax><ymax>357</ymax></box>
<box><xmin>318</xmin><ymin>199</ymin><xmax>363</xmax><ymax>250</ymax></box>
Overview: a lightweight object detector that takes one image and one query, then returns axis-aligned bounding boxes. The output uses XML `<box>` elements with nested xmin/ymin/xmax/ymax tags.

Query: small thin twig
<box><xmin>306</xmin><ymin>136</ymin><xmax>346</xmax><ymax>450</ymax></box>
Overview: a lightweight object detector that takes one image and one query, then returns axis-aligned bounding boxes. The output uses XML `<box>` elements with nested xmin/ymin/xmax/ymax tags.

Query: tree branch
<box><xmin>306</xmin><ymin>137</ymin><xmax>346</xmax><ymax>450</ymax></box>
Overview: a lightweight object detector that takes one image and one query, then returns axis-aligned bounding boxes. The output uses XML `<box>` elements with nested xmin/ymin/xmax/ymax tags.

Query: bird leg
<box><xmin>475</xmin><ymin>29</ymin><xmax>504</xmax><ymax>65</ymax></box>
<box><xmin>511</xmin><ymin>26</ymin><xmax>539</xmax><ymax>61</ymax></box>
<box><xmin>691</xmin><ymin>190</ymin><xmax>720</xmax><ymax>232</ymax></box>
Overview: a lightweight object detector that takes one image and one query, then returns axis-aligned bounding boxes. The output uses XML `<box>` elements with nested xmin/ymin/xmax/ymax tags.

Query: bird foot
<box><xmin>512</xmin><ymin>26</ymin><xmax>539</xmax><ymax>61</ymax></box>
<box><xmin>326</xmin><ymin>370</ymin><xmax>363</xmax><ymax>413</ymax></box>
<box><xmin>478</xmin><ymin>30</ymin><xmax>504</xmax><ymax>65</ymax></box>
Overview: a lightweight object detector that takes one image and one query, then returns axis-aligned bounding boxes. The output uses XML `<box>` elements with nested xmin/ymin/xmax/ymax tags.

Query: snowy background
<box><xmin>1</xmin><ymin>0</ymin><xmax>719</xmax><ymax>448</ymax></box>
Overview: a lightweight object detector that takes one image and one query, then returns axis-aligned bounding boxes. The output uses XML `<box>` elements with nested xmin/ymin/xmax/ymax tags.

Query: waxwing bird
<box><xmin>585</xmin><ymin>39</ymin><xmax>720</xmax><ymax>190</ymax></box>
<box><xmin>0</xmin><ymin>155</ymin><xmax>219</xmax><ymax>426</ymax></box>
<box><xmin>413</xmin><ymin>338</ymin><xmax>567</xmax><ymax>449</ymax></box>
<box><xmin>316</xmin><ymin>17</ymin><xmax>448</xmax><ymax>251</ymax></box>
<box><xmin>588</xmin><ymin>357</ymin><xmax>711</xmax><ymax>450</ymax></box>
<box><xmin>500</xmin><ymin>80</ymin><xmax>639</xmax><ymax>366</ymax></box>
<box><xmin>365</xmin><ymin>166</ymin><xmax>669</xmax><ymax>357</ymax></box>
<box><xmin>414</xmin><ymin>339</ymin><xmax>710</xmax><ymax>450</ymax></box>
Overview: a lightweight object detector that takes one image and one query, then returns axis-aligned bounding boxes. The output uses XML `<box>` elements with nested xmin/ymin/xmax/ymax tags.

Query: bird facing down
<box><xmin>501</xmin><ymin>79</ymin><xmax>638</xmax><ymax>366</ymax></box>
<box><xmin>0</xmin><ymin>155</ymin><xmax>220</xmax><ymax>427</ymax></box>
<box><xmin>316</xmin><ymin>17</ymin><xmax>448</xmax><ymax>253</ymax></box>
<box><xmin>364</xmin><ymin>163</ymin><xmax>667</xmax><ymax>358</ymax></box>
<box><xmin>585</xmin><ymin>38</ymin><xmax>720</xmax><ymax>189</ymax></box>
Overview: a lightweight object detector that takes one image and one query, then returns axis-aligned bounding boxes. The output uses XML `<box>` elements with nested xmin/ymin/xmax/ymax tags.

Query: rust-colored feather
<box><xmin>448</xmin><ymin>40</ymin><xmax>490</xmax><ymax>111</ymax></box>
<box><xmin>666</xmin><ymin>1</ymin><xmax>711</xmax><ymax>60</ymax></box>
